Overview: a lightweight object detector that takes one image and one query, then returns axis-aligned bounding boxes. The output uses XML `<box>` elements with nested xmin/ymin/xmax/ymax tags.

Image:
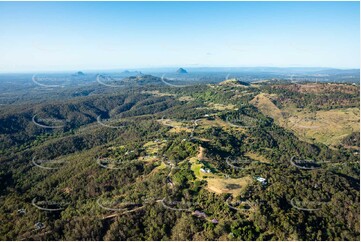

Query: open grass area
<box><xmin>250</xmin><ymin>93</ymin><xmax>284</xmax><ymax>124</ymax></box>
<box><xmin>287</xmin><ymin>107</ymin><xmax>359</xmax><ymax>146</ymax></box>
<box><xmin>138</xmin><ymin>155</ymin><xmax>158</xmax><ymax>163</ymax></box>
<box><xmin>190</xmin><ymin>146</ymin><xmax>252</xmax><ymax>196</ymax></box>
<box><xmin>194</xmin><ymin>117</ymin><xmax>246</xmax><ymax>134</ymax></box>
<box><xmin>158</xmin><ymin>161</ymin><xmax>167</xmax><ymax>169</ymax></box>
<box><xmin>139</xmin><ymin>140</ymin><xmax>168</xmax><ymax>164</ymax></box>
<box><xmin>251</xmin><ymin>93</ymin><xmax>360</xmax><ymax>147</ymax></box>
<box><xmin>157</xmin><ymin>118</ymin><xmax>193</xmax><ymax>133</ymax></box>
<box><xmin>178</xmin><ymin>95</ymin><xmax>194</xmax><ymax>101</ymax></box>
<box><xmin>143</xmin><ymin>140</ymin><xmax>168</xmax><ymax>155</ymax></box>
<box><xmin>206</xmin><ymin>176</ymin><xmax>252</xmax><ymax>196</ymax></box>
<box><xmin>190</xmin><ymin>160</ymin><xmax>202</xmax><ymax>178</ymax></box>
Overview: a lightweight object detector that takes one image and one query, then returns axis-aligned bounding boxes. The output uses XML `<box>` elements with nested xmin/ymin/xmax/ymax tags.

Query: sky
<box><xmin>0</xmin><ymin>1</ymin><xmax>359</xmax><ymax>72</ymax></box>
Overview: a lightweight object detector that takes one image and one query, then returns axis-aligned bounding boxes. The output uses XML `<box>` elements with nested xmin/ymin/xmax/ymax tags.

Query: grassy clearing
<box><xmin>139</xmin><ymin>140</ymin><xmax>169</xmax><ymax>165</ymax></box>
<box><xmin>143</xmin><ymin>140</ymin><xmax>168</xmax><ymax>155</ymax></box>
<box><xmin>158</xmin><ymin>161</ymin><xmax>167</xmax><ymax>169</ymax></box>
<box><xmin>178</xmin><ymin>96</ymin><xmax>194</xmax><ymax>101</ymax></box>
<box><xmin>206</xmin><ymin>176</ymin><xmax>252</xmax><ymax>196</ymax></box>
<box><xmin>143</xmin><ymin>141</ymin><xmax>159</xmax><ymax>155</ymax></box>
<box><xmin>157</xmin><ymin>118</ymin><xmax>193</xmax><ymax>133</ymax></box>
<box><xmin>251</xmin><ymin>93</ymin><xmax>360</xmax><ymax>147</ymax></box>
<box><xmin>195</xmin><ymin>117</ymin><xmax>246</xmax><ymax>133</ymax></box>
<box><xmin>287</xmin><ymin>108</ymin><xmax>359</xmax><ymax>146</ymax></box>
<box><xmin>138</xmin><ymin>155</ymin><xmax>158</xmax><ymax>163</ymax></box>
<box><xmin>190</xmin><ymin>161</ymin><xmax>202</xmax><ymax>178</ymax></box>
<box><xmin>250</xmin><ymin>93</ymin><xmax>284</xmax><ymax>123</ymax></box>
<box><xmin>190</xmin><ymin>146</ymin><xmax>252</xmax><ymax>196</ymax></box>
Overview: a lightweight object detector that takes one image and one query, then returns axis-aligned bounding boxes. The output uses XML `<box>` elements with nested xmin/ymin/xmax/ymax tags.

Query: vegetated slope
<box><xmin>0</xmin><ymin>82</ymin><xmax>359</xmax><ymax>240</ymax></box>
<box><xmin>219</xmin><ymin>78</ymin><xmax>250</xmax><ymax>87</ymax></box>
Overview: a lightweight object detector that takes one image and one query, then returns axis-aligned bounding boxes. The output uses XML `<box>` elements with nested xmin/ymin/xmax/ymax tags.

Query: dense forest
<box><xmin>0</xmin><ymin>76</ymin><xmax>359</xmax><ymax>240</ymax></box>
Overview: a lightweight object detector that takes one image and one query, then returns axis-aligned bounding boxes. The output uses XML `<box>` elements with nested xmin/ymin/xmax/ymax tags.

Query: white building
<box><xmin>255</xmin><ymin>176</ymin><xmax>267</xmax><ymax>185</ymax></box>
<box><xmin>200</xmin><ymin>168</ymin><xmax>211</xmax><ymax>173</ymax></box>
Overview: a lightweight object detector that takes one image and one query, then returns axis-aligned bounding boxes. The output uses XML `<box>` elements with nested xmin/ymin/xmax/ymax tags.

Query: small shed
<box><xmin>255</xmin><ymin>176</ymin><xmax>267</xmax><ymax>185</ymax></box>
<box><xmin>211</xmin><ymin>218</ymin><xmax>219</xmax><ymax>224</ymax></box>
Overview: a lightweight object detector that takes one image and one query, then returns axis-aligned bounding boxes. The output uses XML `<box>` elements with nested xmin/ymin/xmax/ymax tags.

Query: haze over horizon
<box><xmin>0</xmin><ymin>1</ymin><xmax>359</xmax><ymax>72</ymax></box>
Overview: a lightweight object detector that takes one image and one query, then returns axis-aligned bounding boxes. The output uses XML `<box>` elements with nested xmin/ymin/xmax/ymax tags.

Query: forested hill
<box><xmin>0</xmin><ymin>80</ymin><xmax>359</xmax><ymax>240</ymax></box>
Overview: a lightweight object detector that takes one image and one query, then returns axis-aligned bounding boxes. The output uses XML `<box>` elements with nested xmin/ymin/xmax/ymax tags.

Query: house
<box><xmin>34</xmin><ymin>222</ymin><xmax>45</xmax><ymax>230</ymax></box>
<box><xmin>255</xmin><ymin>176</ymin><xmax>267</xmax><ymax>185</ymax></box>
<box><xmin>211</xmin><ymin>218</ymin><xmax>219</xmax><ymax>224</ymax></box>
<box><xmin>200</xmin><ymin>168</ymin><xmax>211</xmax><ymax>173</ymax></box>
<box><xmin>17</xmin><ymin>209</ymin><xmax>26</xmax><ymax>215</ymax></box>
<box><xmin>194</xmin><ymin>210</ymin><xmax>207</xmax><ymax>218</ymax></box>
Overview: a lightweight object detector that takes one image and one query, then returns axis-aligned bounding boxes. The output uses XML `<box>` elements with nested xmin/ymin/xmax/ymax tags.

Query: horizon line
<box><xmin>0</xmin><ymin>66</ymin><xmax>360</xmax><ymax>74</ymax></box>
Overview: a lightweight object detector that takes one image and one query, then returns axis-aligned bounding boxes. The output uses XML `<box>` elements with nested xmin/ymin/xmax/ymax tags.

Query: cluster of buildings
<box><xmin>193</xmin><ymin>210</ymin><xmax>218</xmax><ymax>224</ymax></box>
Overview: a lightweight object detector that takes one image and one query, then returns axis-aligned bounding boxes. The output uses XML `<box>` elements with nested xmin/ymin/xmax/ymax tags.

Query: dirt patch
<box><xmin>197</xmin><ymin>146</ymin><xmax>206</xmax><ymax>161</ymax></box>
<box><xmin>178</xmin><ymin>96</ymin><xmax>194</xmax><ymax>102</ymax></box>
<box><xmin>206</xmin><ymin>176</ymin><xmax>252</xmax><ymax>196</ymax></box>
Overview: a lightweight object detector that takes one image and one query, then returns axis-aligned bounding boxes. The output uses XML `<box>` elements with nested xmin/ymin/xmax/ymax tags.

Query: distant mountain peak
<box><xmin>176</xmin><ymin>68</ymin><xmax>188</xmax><ymax>74</ymax></box>
<box><xmin>219</xmin><ymin>78</ymin><xmax>250</xmax><ymax>86</ymax></box>
<box><xmin>122</xmin><ymin>70</ymin><xmax>143</xmax><ymax>76</ymax></box>
<box><xmin>120</xmin><ymin>74</ymin><xmax>164</xmax><ymax>86</ymax></box>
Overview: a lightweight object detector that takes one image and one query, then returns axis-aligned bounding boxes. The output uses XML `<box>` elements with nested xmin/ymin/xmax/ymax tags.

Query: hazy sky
<box><xmin>0</xmin><ymin>1</ymin><xmax>359</xmax><ymax>72</ymax></box>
